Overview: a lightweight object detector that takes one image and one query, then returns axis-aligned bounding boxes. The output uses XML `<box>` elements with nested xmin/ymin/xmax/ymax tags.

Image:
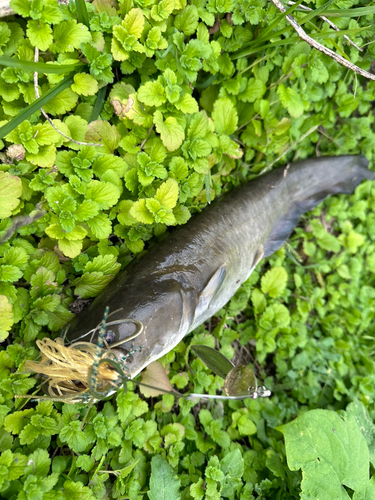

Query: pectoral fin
<box><xmin>195</xmin><ymin>263</ymin><xmax>227</xmax><ymax>318</ymax></box>
<box><xmin>252</xmin><ymin>244</ymin><xmax>264</xmax><ymax>270</ymax></box>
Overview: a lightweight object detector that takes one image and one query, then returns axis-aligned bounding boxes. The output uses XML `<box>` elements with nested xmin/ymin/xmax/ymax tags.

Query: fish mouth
<box><xmin>109</xmin><ymin>346</ymin><xmax>169</xmax><ymax>380</ymax></box>
<box><xmin>101</xmin><ymin>346</ymin><xmax>148</xmax><ymax>380</ymax></box>
<box><xmin>107</xmin><ymin>331</ymin><xmax>183</xmax><ymax>380</ymax></box>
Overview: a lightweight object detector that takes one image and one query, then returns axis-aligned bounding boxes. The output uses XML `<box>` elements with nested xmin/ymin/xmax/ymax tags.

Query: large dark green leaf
<box><xmin>191</xmin><ymin>345</ymin><xmax>234</xmax><ymax>379</ymax></box>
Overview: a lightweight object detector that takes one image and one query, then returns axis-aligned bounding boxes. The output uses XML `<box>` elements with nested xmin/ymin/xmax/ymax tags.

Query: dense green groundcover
<box><xmin>1</xmin><ymin>0</ymin><xmax>375</xmax><ymax>498</ymax></box>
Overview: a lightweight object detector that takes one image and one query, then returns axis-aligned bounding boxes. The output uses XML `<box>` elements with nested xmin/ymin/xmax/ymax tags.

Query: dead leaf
<box><xmin>139</xmin><ymin>361</ymin><xmax>172</xmax><ymax>397</ymax></box>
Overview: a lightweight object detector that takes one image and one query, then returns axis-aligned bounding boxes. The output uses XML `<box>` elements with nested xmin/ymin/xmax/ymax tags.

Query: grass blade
<box><xmin>247</xmin><ymin>0</ymin><xmax>336</xmax><ymax>50</ymax></box>
<box><xmin>255</xmin><ymin>0</ymin><xmax>305</xmax><ymax>45</ymax></box>
<box><xmin>75</xmin><ymin>0</ymin><xmax>90</xmax><ymax>27</ymax></box>
<box><xmin>231</xmin><ymin>26</ymin><xmax>369</xmax><ymax>59</ymax></box>
<box><xmin>0</xmin><ymin>73</ymin><xmax>75</xmax><ymax>140</ymax></box>
<box><xmin>296</xmin><ymin>0</ymin><xmax>336</xmax><ymax>26</ymax></box>
<box><xmin>90</xmin><ymin>86</ymin><xmax>107</xmax><ymax>122</ymax></box>
<box><xmin>204</xmin><ymin>174</ymin><xmax>211</xmax><ymax>204</ymax></box>
<box><xmin>240</xmin><ymin>0</ymin><xmax>341</xmax><ymax>58</ymax></box>
<box><xmin>0</xmin><ymin>56</ymin><xmax>86</xmax><ymax>74</ymax></box>
<box><xmin>314</xmin><ymin>26</ymin><xmax>370</xmax><ymax>39</ymax></box>
<box><xmin>322</xmin><ymin>6</ymin><xmax>375</xmax><ymax>17</ymax></box>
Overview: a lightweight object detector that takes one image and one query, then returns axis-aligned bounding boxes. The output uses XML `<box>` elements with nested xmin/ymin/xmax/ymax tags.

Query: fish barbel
<box><xmin>67</xmin><ymin>156</ymin><xmax>374</xmax><ymax>378</ymax></box>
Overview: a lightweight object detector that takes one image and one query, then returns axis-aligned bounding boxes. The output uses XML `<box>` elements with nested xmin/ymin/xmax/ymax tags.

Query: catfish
<box><xmin>67</xmin><ymin>155</ymin><xmax>374</xmax><ymax>378</ymax></box>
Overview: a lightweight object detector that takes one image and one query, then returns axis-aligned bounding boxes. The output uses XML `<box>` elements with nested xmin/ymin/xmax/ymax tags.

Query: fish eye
<box><xmin>104</xmin><ymin>330</ymin><xmax>115</xmax><ymax>345</ymax></box>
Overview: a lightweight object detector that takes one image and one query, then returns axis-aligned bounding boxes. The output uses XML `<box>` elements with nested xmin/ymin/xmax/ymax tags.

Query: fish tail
<box><xmin>263</xmin><ymin>155</ymin><xmax>374</xmax><ymax>257</ymax></box>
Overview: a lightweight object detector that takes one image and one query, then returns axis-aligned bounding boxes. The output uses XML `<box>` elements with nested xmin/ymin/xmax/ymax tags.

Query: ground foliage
<box><xmin>0</xmin><ymin>0</ymin><xmax>375</xmax><ymax>497</ymax></box>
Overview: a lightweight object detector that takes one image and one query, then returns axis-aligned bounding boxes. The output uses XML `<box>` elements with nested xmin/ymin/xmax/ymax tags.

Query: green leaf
<box><xmin>59</xmin><ymin>421</ymin><xmax>88</xmax><ymax>453</ymax></box>
<box><xmin>169</xmin><ymin>157</ymin><xmax>188</xmax><ymax>181</ymax></box>
<box><xmin>154</xmin><ymin>178</ymin><xmax>179</xmax><ymax>210</ymax></box>
<box><xmin>26</xmin><ymin>20</ymin><xmax>53</xmax><ymax>51</ymax></box>
<box><xmin>175</xmin><ymin>94</ymin><xmax>199</xmax><ymax>114</ymax></box>
<box><xmin>151</xmin><ymin>0</ymin><xmax>175</xmax><ymax>22</ymax></box>
<box><xmin>87</xmin><ymin>213</ymin><xmax>113</xmax><ymax>239</ymax></box>
<box><xmin>354</xmin><ymin>477</ymin><xmax>375</xmax><ymax>500</ymax></box>
<box><xmin>77</xmin><ymin>455</ymin><xmax>95</xmax><ymax>472</ymax></box>
<box><xmin>154</xmin><ymin>111</ymin><xmax>185</xmax><ymax>151</ymax></box>
<box><xmin>26</xmin><ymin>448</ymin><xmax>51</xmax><ymax>477</ymax></box>
<box><xmin>173</xmin><ymin>205</ymin><xmax>191</xmax><ymax>225</ymax></box>
<box><xmin>174</xmin><ymin>5</ymin><xmax>199</xmax><ymax>35</ymax></box>
<box><xmin>0</xmin><ymin>266</ymin><xmax>23</xmax><ymax>282</ymax></box>
<box><xmin>212</xmin><ymin>98</ymin><xmax>238</xmax><ymax>135</ymax></box>
<box><xmin>71</xmin><ymin>73</ymin><xmax>99</xmax><ymax>96</ymax></box>
<box><xmin>0</xmin><ymin>295</ymin><xmax>14</xmax><ymax>341</ymax></box>
<box><xmin>261</xmin><ymin>267</ymin><xmax>288</xmax><ymax>298</ymax></box>
<box><xmin>85</xmin><ymin>120</ymin><xmax>121</xmax><ymax>153</ymax></box>
<box><xmin>148</xmin><ymin>455</ymin><xmax>181</xmax><ymax>500</ymax></box>
<box><xmin>92</xmin><ymin>154</ymin><xmax>128</xmax><ymax>178</ymax></box>
<box><xmin>73</xmin><ymin>272</ymin><xmax>117</xmax><ymax>299</ymax></box>
<box><xmin>0</xmin><ymin>172</ymin><xmax>22</xmax><ymax>217</ymax></box>
<box><xmin>191</xmin><ymin>345</ymin><xmax>234</xmax><ymax>379</ymax></box>
<box><xmin>130</xmin><ymin>199</ymin><xmax>154</xmax><ymax>224</ymax></box>
<box><xmin>316</xmin><ymin>232</ymin><xmax>341</xmax><ymax>253</ymax></box>
<box><xmin>117</xmin><ymin>200</ymin><xmax>138</xmax><ymax>226</ymax></box>
<box><xmin>277</xmin><ymin>84</ymin><xmax>305</xmax><ymax>119</ymax></box>
<box><xmin>46</xmin><ymin>224</ymin><xmax>87</xmax><ymax>241</ymax></box>
<box><xmin>280</xmin><ymin>409</ymin><xmax>369</xmax><ymax>498</ymax></box>
<box><xmin>238</xmin><ymin>78</ymin><xmax>267</xmax><ymax>103</ymax></box>
<box><xmin>75</xmin><ymin>200</ymin><xmax>100</xmax><ymax>221</ymax></box>
<box><xmin>84</xmin><ymin>255</ymin><xmax>120</xmax><ymax>275</ymax></box>
<box><xmin>58</xmin><ymin>239</ymin><xmax>84</xmax><ymax>259</ymax></box>
<box><xmin>30</xmin><ymin>267</ymin><xmax>56</xmax><ymax>299</ymax></box>
<box><xmin>138</xmin><ymin>81</ymin><xmax>166</xmax><ymax>107</ymax></box>
<box><xmin>345</xmin><ymin>401</ymin><xmax>375</xmax><ymax>468</ymax></box>
<box><xmin>63</xmin><ymin>479</ymin><xmax>96</xmax><ymax>500</ymax></box>
<box><xmin>123</xmin><ymin>8</ymin><xmax>145</xmax><ymax>38</ymax></box>
<box><xmin>116</xmin><ymin>390</ymin><xmax>148</xmax><ymax>424</ymax></box>
<box><xmin>2</xmin><ymin>247</ymin><xmax>28</xmax><ymax>270</ymax></box>
<box><xmin>42</xmin><ymin>86</ymin><xmax>78</xmax><ymax>116</ymax></box>
<box><xmin>50</xmin><ymin>20</ymin><xmax>92</xmax><ymax>54</ymax></box>
<box><xmin>86</xmin><ymin>180</ymin><xmax>121</xmax><ymax>210</ymax></box>
<box><xmin>221</xmin><ymin>449</ymin><xmax>244</xmax><ymax>478</ymax></box>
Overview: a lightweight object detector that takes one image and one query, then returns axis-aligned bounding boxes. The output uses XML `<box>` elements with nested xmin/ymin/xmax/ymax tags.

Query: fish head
<box><xmin>76</xmin><ymin>277</ymin><xmax>197</xmax><ymax>379</ymax></box>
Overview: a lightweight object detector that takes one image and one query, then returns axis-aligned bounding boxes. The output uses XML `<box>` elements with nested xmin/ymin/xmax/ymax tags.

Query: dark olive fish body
<box><xmin>67</xmin><ymin>156</ymin><xmax>374</xmax><ymax>377</ymax></box>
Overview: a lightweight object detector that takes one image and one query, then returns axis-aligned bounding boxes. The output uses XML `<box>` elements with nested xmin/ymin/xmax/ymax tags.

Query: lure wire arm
<box><xmin>88</xmin><ymin>354</ymin><xmax>272</xmax><ymax>403</ymax></box>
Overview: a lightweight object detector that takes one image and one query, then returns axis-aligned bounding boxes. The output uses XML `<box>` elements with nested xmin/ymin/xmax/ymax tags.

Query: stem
<box><xmin>270</xmin><ymin>0</ymin><xmax>375</xmax><ymax>81</ymax></box>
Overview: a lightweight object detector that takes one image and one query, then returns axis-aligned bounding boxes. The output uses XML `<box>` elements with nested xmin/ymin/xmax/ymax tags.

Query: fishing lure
<box><xmin>21</xmin><ymin>306</ymin><xmax>271</xmax><ymax>403</ymax></box>
<box><xmin>21</xmin><ymin>307</ymin><xmax>144</xmax><ymax>403</ymax></box>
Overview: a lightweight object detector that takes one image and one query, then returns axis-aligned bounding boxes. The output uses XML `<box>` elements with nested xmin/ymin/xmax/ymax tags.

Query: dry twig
<box><xmin>287</xmin><ymin>0</ymin><xmax>363</xmax><ymax>52</ymax></box>
<box><xmin>270</xmin><ymin>0</ymin><xmax>375</xmax><ymax>81</ymax></box>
